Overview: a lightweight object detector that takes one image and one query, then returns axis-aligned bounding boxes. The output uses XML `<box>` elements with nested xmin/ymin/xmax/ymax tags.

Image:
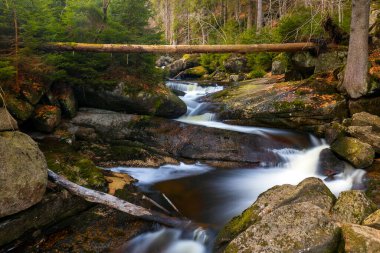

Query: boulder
<box><xmin>331</xmin><ymin>137</ymin><xmax>375</xmax><ymax>169</ymax></box>
<box><xmin>180</xmin><ymin>66</ymin><xmax>208</xmax><ymax>79</ymax></box>
<box><xmin>33</xmin><ymin>105</ymin><xmax>62</xmax><ymax>133</ymax></box>
<box><xmin>216</xmin><ymin>178</ymin><xmax>336</xmax><ymax>250</ymax></box>
<box><xmin>156</xmin><ymin>56</ymin><xmax>174</xmax><ymax>68</ymax></box>
<box><xmin>288</xmin><ymin>51</ymin><xmax>316</xmax><ymax>80</ymax></box>
<box><xmin>314</xmin><ymin>51</ymin><xmax>347</xmax><ymax>73</ymax></box>
<box><xmin>165</xmin><ymin>54</ymin><xmax>200</xmax><ymax>77</ymax></box>
<box><xmin>209</xmin><ymin>78</ymin><xmax>347</xmax><ymax>136</ymax></box>
<box><xmin>351</xmin><ymin>112</ymin><xmax>380</xmax><ymax>132</ymax></box>
<box><xmin>224</xmin><ymin>202</ymin><xmax>340</xmax><ymax>253</ymax></box>
<box><xmin>74</xmin><ymin>81</ymin><xmax>187</xmax><ymax>119</ymax></box>
<box><xmin>4</xmin><ymin>93</ymin><xmax>34</xmax><ymax>121</ymax></box>
<box><xmin>0</xmin><ymin>108</ymin><xmax>18</xmax><ymax>131</ymax></box>
<box><xmin>349</xmin><ymin>97</ymin><xmax>380</xmax><ymax>117</ymax></box>
<box><xmin>271</xmin><ymin>60</ymin><xmax>286</xmax><ymax>75</ymax></box>
<box><xmin>325</xmin><ymin>122</ymin><xmax>346</xmax><ymax>144</ymax></box>
<box><xmin>348</xmin><ymin>126</ymin><xmax>380</xmax><ymax>153</ymax></box>
<box><xmin>317</xmin><ymin>148</ymin><xmax>346</xmax><ymax>177</ymax></box>
<box><xmin>229</xmin><ymin>74</ymin><xmax>245</xmax><ymax>82</ymax></box>
<box><xmin>332</xmin><ymin>190</ymin><xmax>378</xmax><ymax>224</ymax></box>
<box><xmin>52</xmin><ymin>84</ymin><xmax>77</xmax><ymax>118</ymax></box>
<box><xmin>71</xmin><ymin>109</ymin><xmax>313</xmax><ymax>165</ymax></box>
<box><xmin>20</xmin><ymin>81</ymin><xmax>46</xmax><ymax>105</ymax></box>
<box><xmin>363</xmin><ymin>209</ymin><xmax>380</xmax><ymax>229</ymax></box>
<box><xmin>224</xmin><ymin>56</ymin><xmax>249</xmax><ymax>74</ymax></box>
<box><xmin>341</xmin><ymin>223</ymin><xmax>380</xmax><ymax>253</ymax></box>
<box><xmin>0</xmin><ymin>131</ymin><xmax>47</xmax><ymax>218</ymax></box>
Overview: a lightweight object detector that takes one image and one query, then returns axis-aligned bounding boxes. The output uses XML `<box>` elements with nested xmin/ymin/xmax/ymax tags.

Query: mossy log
<box><xmin>48</xmin><ymin>169</ymin><xmax>190</xmax><ymax>228</ymax></box>
<box><xmin>43</xmin><ymin>42</ymin><xmax>346</xmax><ymax>54</ymax></box>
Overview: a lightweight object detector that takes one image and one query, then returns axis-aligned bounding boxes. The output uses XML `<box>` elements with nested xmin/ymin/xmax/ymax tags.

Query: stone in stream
<box><xmin>331</xmin><ymin>190</ymin><xmax>378</xmax><ymax>225</ymax></box>
<box><xmin>341</xmin><ymin>223</ymin><xmax>380</xmax><ymax>253</ymax></box>
<box><xmin>317</xmin><ymin>148</ymin><xmax>346</xmax><ymax>177</ymax></box>
<box><xmin>209</xmin><ymin>78</ymin><xmax>348</xmax><ymax>136</ymax></box>
<box><xmin>363</xmin><ymin>209</ymin><xmax>380</xmax><ymax>230</ymax></box>
<box><xmin>217</xmin><ymin>178</ymin><xmax>339</xmax><ymax>253</ymax></box>
<box><xmin>71</xmin><ymin>108</ymin><xmax>313</xmax><ymax>166</ymax></box>
<box><xmin>331</xmin><ymin>137</ymin><xmax>375</xmax><ymax>169</ymax></box>
<box><xmin>0</xmin><ymin>131</ymin><xmax>47</xmax><ymax>218</ymax></box>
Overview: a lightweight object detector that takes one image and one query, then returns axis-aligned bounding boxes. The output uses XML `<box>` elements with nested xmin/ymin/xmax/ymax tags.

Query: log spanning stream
<box><xmin>111</xmin><ymin>81</ymin><xmax>366</xmax><ymax>253</ymax></box>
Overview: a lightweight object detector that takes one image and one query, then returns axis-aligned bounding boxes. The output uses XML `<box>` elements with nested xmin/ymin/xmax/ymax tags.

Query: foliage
<box><xmin>0</xmin><ymin>61</ymin><xmax>16</xmax><ymax>81</ymax></box>
<box><xmin>200</xmin><ymin>53</ymin><xmax>230</xmax><ymax>72</ymax></box>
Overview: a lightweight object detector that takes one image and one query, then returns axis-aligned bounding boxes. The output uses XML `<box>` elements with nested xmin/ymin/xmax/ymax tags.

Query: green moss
<box><xmin>273</xmin><ymin>99</ymin><xmax>305</xmax><ymax>112</ymax></box>
<box><xmin>42</xmin><ymin>141</ymin><xmax>106</xmax><ymax>190</ymax></box>
<box><xmin>247</xmin><ymin>68</ymin><xmax>266</xmax><ymax>79</ymax></box>
<box><xmin>5</xmin><ymin>94</ymin><xmax>34</xmax><ymax>121</ymax></box>
<box><xmin>184</xmin><ymin>66</ymin><xmax>208</xmax><ymax>77</ymax></box>
<box><xmin>216</xmin><ymin>204</ymin><xmax>260</xmax><ymax>248</ymax></box>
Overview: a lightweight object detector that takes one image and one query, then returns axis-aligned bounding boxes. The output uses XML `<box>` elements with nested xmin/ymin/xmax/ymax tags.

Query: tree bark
<box><xmin>256</xmin><ymin>0</ymin><xmax>263</xmax><ymax>33</ymax></box>
<box><xmin>342</xmin><ymin>0</ymin><xmax>370</xmax><ymax>99</ymax></box>
<box><xmin>247</xmin><ymin>0</ymin><xmax>254</xmax><ymax>30</ymax></box>
<box><xmin>43</xmin><ymin>42</ymin><xmax>345</xmax><ymax>54</ymax></box>
<box><xmin>47</xmin><ymin>170</ymin><xmax>190</xmax><ymax>228</ymax></box>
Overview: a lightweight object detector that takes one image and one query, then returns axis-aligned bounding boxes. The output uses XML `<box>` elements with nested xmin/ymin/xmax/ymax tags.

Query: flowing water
<box><xmin>112</xmin><ymin>80</ymin><xmax>366</xmax><ymax>253</ymax></box>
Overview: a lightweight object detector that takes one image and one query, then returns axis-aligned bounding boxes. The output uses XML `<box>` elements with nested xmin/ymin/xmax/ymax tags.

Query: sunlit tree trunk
<box><xmin>256</xmin><ymin>0</ymin><xmax>263</xmax><ymax>33</ymax></box>
<box><xmin>342</xmin><ymin>0</ymin><xmax>370</xmax><ymax>98</ymax></box>
<box><xmin>247</xmin><ymin>0</ymin><xmax>254</xmax><ymax>30</ymax></box>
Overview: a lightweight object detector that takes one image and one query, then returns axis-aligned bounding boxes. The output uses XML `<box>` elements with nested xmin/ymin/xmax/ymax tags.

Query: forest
<box><xmin>1</xmin><ymin>0</ymin><xmax>380</xmax><ymax>253</ymax></box>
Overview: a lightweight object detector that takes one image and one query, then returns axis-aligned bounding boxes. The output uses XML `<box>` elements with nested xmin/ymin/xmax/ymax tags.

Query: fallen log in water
<box><xmin>47</xmin><ymin>169</ymin><xmax>190</xmax><ymax>228</ymax></box>
<box><xmin>42</xmin><ymin>42</ymin><xmax>346</xmax><ymax>54</ymax></box>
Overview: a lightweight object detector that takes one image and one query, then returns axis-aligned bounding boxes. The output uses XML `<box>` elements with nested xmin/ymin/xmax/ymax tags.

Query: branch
<box><xmin>47</xmin><ymin>169</ymin><xmax>190</xmax><ymax>228</ymax></box>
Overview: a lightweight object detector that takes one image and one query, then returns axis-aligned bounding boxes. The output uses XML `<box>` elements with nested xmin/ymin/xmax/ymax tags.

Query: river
<box><xmin>111</xmin><ymin>80</ymin><xmax>366</xmax><ymax>253</ymax></box>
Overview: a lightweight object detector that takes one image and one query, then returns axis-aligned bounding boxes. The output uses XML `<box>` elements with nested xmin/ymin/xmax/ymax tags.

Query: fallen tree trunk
<box><xmin>42</xmin><ymin>42</ymin><xmax>346</xmax><ymax>54</ymax></box>
<box><xmin>47</xmin><ymin>170</ymin><xmax>190</xmax><ymax>228</ymax></box>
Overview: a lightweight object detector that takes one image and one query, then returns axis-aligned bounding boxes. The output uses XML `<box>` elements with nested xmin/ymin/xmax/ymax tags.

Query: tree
<box><xmin>342</xmin><ymin>0</ymin><xmax>370</xmax><ymax>99</ymax></box>
<box><xmin>256</xmin><ymin>0</ymin><xmax>263</xmax><ymax>33</ymax></box>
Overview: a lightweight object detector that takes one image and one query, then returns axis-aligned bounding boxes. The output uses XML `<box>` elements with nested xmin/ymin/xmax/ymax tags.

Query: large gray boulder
<box><xmin>0</xmin><ymin>108</ymin><xmax>18</xmax><ymax>131</ymax></box>
<box><xmin>216</xmin><ymin>178</ymin><xmax>336</xmax><ymax>251</ymax></box>
<box><xmin>331</xmin><ymin>190</ymin><xmax>378</xmax><ymax>224</ymax></box>
<box><xmin>331</xmin><ymin>137</ymin><xmax>375</xmax><ymax>169</ymax></box>
<box><xmin>0</xmin><ymin>131</ymin><xmax>48</xmax><ymax>218</ymax></box>
<box><xmin>341</xmin><ymin>223</ymin><xmax>380</xmax><ymax>253</ymax></box>
<box><xmin>224</xmin><ymin>202</ymin><xmax>340</xmax><ymax>253</ymax></box>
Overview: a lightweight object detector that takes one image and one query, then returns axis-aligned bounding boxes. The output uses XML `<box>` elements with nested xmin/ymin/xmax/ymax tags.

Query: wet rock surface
<box><xmin>209</xmin><ymin>78</ymin><xmax>347</xmax><ymax>136</ymax></box>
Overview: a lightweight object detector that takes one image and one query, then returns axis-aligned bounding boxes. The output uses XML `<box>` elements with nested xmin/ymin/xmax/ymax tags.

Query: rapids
<box><xmin>112</xmin><ymin>80</ymin><xmax>366</xmax><ymax>253</ymax></box>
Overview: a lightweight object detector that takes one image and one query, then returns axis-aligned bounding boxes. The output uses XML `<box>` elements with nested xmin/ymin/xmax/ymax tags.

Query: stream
<box><xmin>112</xmin><ymin>80</ymin><xmax>366</xmax><ymax>253</ymax></box>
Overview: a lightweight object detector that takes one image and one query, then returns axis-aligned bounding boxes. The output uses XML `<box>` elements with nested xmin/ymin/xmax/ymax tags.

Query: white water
<box><xmin>118</xmin><ymin>81</ymin><xmax>366</xmax><ymax>253</ymax></box>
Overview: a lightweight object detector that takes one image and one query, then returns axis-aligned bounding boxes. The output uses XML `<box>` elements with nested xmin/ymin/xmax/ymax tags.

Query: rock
<box><xmin>349</xmin><ymin>97</ymin><xmax>380</xmax><ymax>117</ymax></box>
<box><xmin>341</xmin><ymin>223</ymin><xmax>380</xmax><ymax>253</ymax></box>
<box><xmin>74</xmin><ymin>81</ymin><xmax>187</xmax><ymax>119</ymax></box>
<box><xmin>52</xmin><ymin>84</ymin><xmax>77</xmax><ymax>118</ymax></box>
<box><xmin>0</xmin><ymin>190</ymin><xmax>91</xmax><ymax>247</ymax></box>
<box><xmin>216</xmin><ymin>178</ymin><xmax>336</xmax><ymax>250</ymax></box>
<box><xmin>315</xmin><ymin>51</ymin><xmax>347</xmax><ymax>73</ymax></box>
<box><xmin>351</xmin><ymin>112</ymin><xmax>380</xmax><ymax>132</ymax></box>
<box><xmin>156</xmin><ymin>56</ymin><xmax>174</xmax><ymax>68</ymax></box>
<box><xmin>332</xmin><ymin>190</ymin><xmax>378</xmax><ymax>224</ymax></box>
<box><xmin>4</xmin><ymin>93</ymin><xmax>34</xmax><ymax>121</ymax></box>
<box><xmin>210</xmin><ymin>78</ymin><xmax>347</xmax><ymax>136</ymax></box>
<box><xmin>224</xmin><ymin>56</ymin><xmax>249</xmax><ymax>74</ymax></box>
<box><xmin>224</xmin><ymin>202</ymin><xmax>340</xmax><ymax>253</ymax></box>
<box><xmin>348</xmin><ymin>126</ymin><xmax>380</xmax><ymax>153</ymax></box>
<box><xmin>181</xmin><ymin>66</ymin><xmax>208</xmax><ymax>79</ymax></box>
<box><xmin>165</xmin><ymin>54</ymin><xmax>200</xmax><ymax>78</ymax></box>
<box><xmin>0</xmin><ymin>108</ymin><xmax>18</xmax><ymax>131</ymax></box>
<box><xmin>20</xmin><ymin>81</ymin><xmax>46</xmax><ymax>105</ymax></box>
<box><xmin>0</xmin><ymin>131</ymin><xmax>47</xmax><ymax>218</ymax></box>
<box><xmin>271</xmin><ymin>60</ymin><xmax>286</xmax><ymax>75</ymax></box>
<box><xmin>211</xmin><ymin>71</ymin><xmax>229</xmax><ymax>82</ymax></box>
<box><xmin>331</xmin><ymin>137</ymin><xmax>375</xmax><ymax>169</ymax></box>
<box><xmin>325</xmin><ymin>122</ymin><xmax>346</xmax><ymax>144</ymax></box>
<box><xmin>363</xmin><ymin>209</ymin><xmax>380</xmax><ymax>229</ymax></box>
<box><xmin>229</xmin><ymin>74</ymin><xmax>245</xmax><ymax>82</ymax></box>
<box><xmin>288</xmin><ymin>51</ymin><xmax>317</xmax><ymax>80</ymax></box>
<box><xmin>33</xmin><ymin>105</ymin><xmax>62</xmax><ymax>133</ymax></box>
<box><xmin>72</xmin><ymin>109</ymin><xmax>313</xmax><ymax>165</ymax></box>
<box><xmin>317</xmin><ymin>148</ymin><xmax>346</xmax><ymax>177</ymax></box>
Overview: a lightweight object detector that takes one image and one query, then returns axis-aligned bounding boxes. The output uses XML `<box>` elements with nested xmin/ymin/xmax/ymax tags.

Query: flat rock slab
<box><xmin>342</xmin><ymin>223</ymin><xmax>380</xmax><ymax>253</ymax></box>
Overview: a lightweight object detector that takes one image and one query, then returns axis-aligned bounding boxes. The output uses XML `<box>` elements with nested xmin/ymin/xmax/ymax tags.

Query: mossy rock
<box><xmin>331</xmin><ymin>137</ymin><xmax>375</xmax><ymax>169</ymax></box>
<box><xmin>341</xmin><ymin>223</ymin><xmax>380</xmax><ymax>253</ymax></box>
<box><xmin>32</xmin><ymin>105</ymin><xmax>61</xmax><ymax>133</ymax></box>
<box><xmin>20</xmin><ymin>81</ymin><xmax>46</xmax><ymax>105</ymax></box>
<box><xmin>182</xmin><ymin>66</ymin><xmax>208</xmax><ymax>78</ymax></box>
<box><xmin>41</xmin><ymin>141</ymin><xmax>106</xmax><ymax>190</ymax></box>
<box><xmin>332</xmin><ymin>190</ymin><xmax>378</xmax><ymax>224</ymax></box>
<box><xmin>4</xmin><ymin>93</ymin><xmax>34</xmax><ymax>121</ymax></box>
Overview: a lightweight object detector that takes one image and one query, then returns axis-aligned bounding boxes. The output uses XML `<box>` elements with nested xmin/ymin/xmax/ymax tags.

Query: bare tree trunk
<box><xmin>342</xmin><ymin>0</ymin><xmax>370</xmax><ymax>99</ymax></box>
<box><xmin>48</xmin><ymin>170</ymin><xmax>190</xmax><ymax>228</ymax></box>
<box><xmin>247</xmin><ymin>0</ymin><xmax>254</xmax><ymax>30</ymax></box>
<box><xmin>12</xmin><ymin>5</ymin><xmax>19</xmax><ymax>93</ymax></box>
<box><xmin>256</xmin><ymin>0</ymin><xmax>263</xmax><ymax>33</ymax></box>
<box><xmin>44</xmin><ymin>42</ymin><xmax>344</xmax><ymax>53</ymax></box>
<box><xmin>102</xmin><ymin>0</ymin><xmax>111</xmax><ymax>21</ymax></box>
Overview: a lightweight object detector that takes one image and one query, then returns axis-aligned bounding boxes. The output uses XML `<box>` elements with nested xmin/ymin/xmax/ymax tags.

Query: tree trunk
<box><xmin>43</xmin><ymin>42</ymin><xmax>345</xmax><ymax>53</ymax></box>
<box><xmin>48</xmin><ymin>170</ymin><xmax>190</xmax><ymax>228</ymax></box>
<box><xmin>247</xmin><ymin>0</ymin><xmax>254</xmax><ymax>30</ymax></box>
<box><xmin>12</xmin><ymin>5</ymin><xmax>19</xmax><ymax>93</ymax></box>
<box><xmin>342</xmin><ymin>0</ymin><xmax>370</xmax><ymax>99</ymax></box>
<box><xmin>256</xmin><ymin>0</ymin><xmax>263</xmax><ymax>33</ymax></box>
